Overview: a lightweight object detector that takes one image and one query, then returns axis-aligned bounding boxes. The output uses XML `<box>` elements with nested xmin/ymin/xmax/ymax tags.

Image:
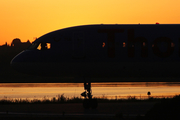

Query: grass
<box><xmin>0</xmin><ymin>94</ymin><xmax>178</xmax><ymax>104</ymax></box>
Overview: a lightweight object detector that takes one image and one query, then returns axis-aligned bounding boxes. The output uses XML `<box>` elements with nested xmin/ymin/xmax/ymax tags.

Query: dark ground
<box><xmin>0</xmin><ymin>102</ymin><xmax>156</xmax><ymax>120</ymax></box>
<box><xmin>1</xmin><ymin>96</ymin><xmax>180</xmax><ymax>120</ymax></box>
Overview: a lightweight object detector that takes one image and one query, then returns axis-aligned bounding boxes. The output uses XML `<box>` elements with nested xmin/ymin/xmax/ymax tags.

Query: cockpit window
<box><xmin>37</xmin><ymin>43</ymin><xmax>51</xmax><ymax>50</ymax></box>
<box><xmin>28</xmin><ymin>42</ymin><xmax>51</xmax><ymax>50</ymax></box>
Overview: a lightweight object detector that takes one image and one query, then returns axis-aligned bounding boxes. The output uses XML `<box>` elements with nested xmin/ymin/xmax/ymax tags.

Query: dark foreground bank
<box><xmin>1</xmin><ymin>95</ymin><xmax>180</xmax><ymax>120</ymax></box>
<box><xmin>0</xmin><ymin>102</ymin><xmax>155</xmax><ymax>120</ymax></box>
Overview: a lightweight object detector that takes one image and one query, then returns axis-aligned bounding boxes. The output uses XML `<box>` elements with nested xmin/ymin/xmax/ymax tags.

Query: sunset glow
<box><xmin>1</xmin><ymin>0</ymin><xmax>180</xmax><ymax>45</ymax></box>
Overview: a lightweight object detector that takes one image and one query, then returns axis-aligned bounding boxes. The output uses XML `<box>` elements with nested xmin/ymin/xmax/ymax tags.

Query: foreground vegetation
<box><xmin>0</xmin><ymin>94</ymin><xmax>178</xmax><ymax>104</ymax></box>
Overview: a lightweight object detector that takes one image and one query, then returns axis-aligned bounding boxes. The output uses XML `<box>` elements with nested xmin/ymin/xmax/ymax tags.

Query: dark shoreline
<box><xmin>0</xmin><ymin>102</ymin><xmax>156</xmax><ymax>120</ymax></box>
<box><xmin>0</xmin><ymin>95</ymin><xmax>180</xmax><ymax>120</ymax></box>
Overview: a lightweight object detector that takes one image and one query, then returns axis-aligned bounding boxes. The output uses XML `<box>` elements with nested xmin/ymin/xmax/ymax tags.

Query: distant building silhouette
<box><xmin>22</xmin><ymin>40</ymin><xmax>31</xmax><ymax>48</ymax></box>
<box><xmin>0</xmin><ymin>42</ymin><xmax>9</xmax><ymax>48</ymax></box>
<box><xmin>10</xmin><ymin>38</ymin><xmax>31</xmax><ymax>49</ymax></box>
<box><xmin>2</xmin><ymin>42</ymin><xmax>8</xmax><ymax>47</ymax></box>
<box><xmin>11</xmin><ymin>38</ymin><xmax>21</xmax><ymax>47</ymax></box>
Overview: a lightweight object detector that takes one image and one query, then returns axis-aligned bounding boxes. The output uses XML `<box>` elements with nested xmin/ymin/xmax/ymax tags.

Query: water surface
<box><xmin>0</xmin><ymin>82</ymin><xmax>180</xmax><ymax>100</ymax></box>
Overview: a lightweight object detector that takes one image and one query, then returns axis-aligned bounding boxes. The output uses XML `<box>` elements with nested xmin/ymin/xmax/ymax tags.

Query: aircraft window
<box><xmin>143</xmin><ymin>42</ymin><xmax>146</xmax><ymax>47</ymax></box>
<box><xmin>47</xmin><ymin>43</ymin><xmax>51</xmax><ymax>49</ymax></box>
<box><xmin>37</xmin><ymin>44</ymin><xmax>41</xmax><ymax>50</ymax></box>
<box><xmin>171</xmin><ymin>42</ymin><xmax>175</xmax><ymax>47</ymax></box>
<box><xmin>102</xmin><ymin>42</ymin><xmax>105</xmax><ymax>48</ymax></box>
<box><xmin>123</xmin><ymin>42</ymin><xmax>126</xmax><ymax>47</ymax></box>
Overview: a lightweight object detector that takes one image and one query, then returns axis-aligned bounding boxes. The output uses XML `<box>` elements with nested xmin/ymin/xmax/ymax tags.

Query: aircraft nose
<box><xmin>10</xmin><ymin>51</ymin><xmax>27</xmax><ymax>72</ymax></box>
<box><xmin>10</xmin><ymin>58</ymin><xmax>15</xmax><ymax>68</ymax></box>
<box><xmin>10</xmin><ymin>50</ymin><xmax>39</xmax><ymax>75</ymax></box>
<box><xmin>10</xmin><ymin>54</ymin><xmax>21</xmax><ymax>71</ymax></box>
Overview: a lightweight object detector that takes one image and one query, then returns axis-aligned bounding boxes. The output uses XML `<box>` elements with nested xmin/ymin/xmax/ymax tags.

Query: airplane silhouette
<box><xmin>11</xmin><ymin>24</ymin><xmax>180</xmax><ymax>108</ymax></box>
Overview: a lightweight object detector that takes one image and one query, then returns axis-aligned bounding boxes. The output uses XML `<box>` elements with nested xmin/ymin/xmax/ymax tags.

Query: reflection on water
<box><xmin>0</xmin><ymin>82</ymin><xmax>180</xmax><ymax>100</ymax></box>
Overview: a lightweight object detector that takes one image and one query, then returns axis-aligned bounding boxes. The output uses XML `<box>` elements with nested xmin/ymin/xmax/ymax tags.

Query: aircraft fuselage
<box><xmin>11</xmin><ymin>24</ymin><xmax>180</xmax><ymax>82</ymax></box>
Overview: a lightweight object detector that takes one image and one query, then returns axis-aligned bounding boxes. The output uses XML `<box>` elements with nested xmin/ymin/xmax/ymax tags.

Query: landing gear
<box><xmin>81</xmin><ymin>82</ymin><xmax>98</xmax><ymax>109</ymax></box>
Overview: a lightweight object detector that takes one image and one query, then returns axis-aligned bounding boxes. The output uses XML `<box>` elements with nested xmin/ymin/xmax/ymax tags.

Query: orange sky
<box><xmin>1</xmin><ymin>0</ymin><xmax>180</xmax><ymax>45</ymax></box>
